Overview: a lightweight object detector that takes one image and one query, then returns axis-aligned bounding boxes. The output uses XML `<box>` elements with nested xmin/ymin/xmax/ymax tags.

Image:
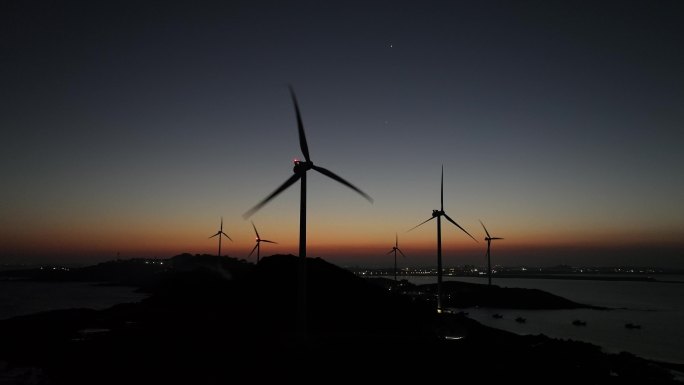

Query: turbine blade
<box><xmin>261</xmin><ymin>240</ymin><xmax>277</xmax><ymax>244</ymax></box>
<box><xmin>248</xmin><ymin>244</ymin><xmax>258</xmax><ymax>258</ymax></box>
<box><xmin>397</xmin><ymin>248</ymin><xmax>407</xmax><ymax>258</ymax></box>
<box><xmin>441</xmin><ymin>165</ymin><xmax>444</xmax><ymax>211</ymax></box>
<box><xmin>221</xmin><ymin>232</ymin><xmax>233</xmax><ymax>241</ymax></box>
<box><xmin>444</xmin><ymin>213</ymin><xmax>478</xmax><ymax>242</ymax></box>
<box><xmin>209</xmin><ymin>233</ymin><xmax>218</xmax><ymax>239</ymax></box>
<box><xmin>408</xmin><ymin>216</ymin><xmax>435</xmax><ymax>232</ymax></box>
<box><xmin>395</xmin><ymin>233</ymin><xmax>398</xmax><ymax>248</ymax></box>
<box><xmin>386</xmin><ymin>250</ymin><xmax>394</xmax><ymax>255</ymax></box>
<box><xmin>492</xmin><ymin>237</ymin><xmax>504</xmax><ymax>240</ymax></box>
<box><xmin>220</xmin><ymin>216</ymin><xmax>223</xmax><ymax>231</ymax></box>
<box><xmin>479</xmin><ymin>220</ymin><xmax>491</xmax><ymax>238</ymax></box>
<box><xmin>251</xmin><ymin>221</ymin><xmax>260</xmax><ymax>239</ymax></box>
<box><xmin>311</xmin><ymin>165</ymin><xmax>373</xmax><ymax>203</ymax></box>
<box><xmin>243</xmin><ymin>173</ymin><xmax>302</xmax><ymax>218</ymax></box>
<box><xmin>289</xmin><ymin>86</ymin><xmax>310</xmax><ymax>163</ymax></box>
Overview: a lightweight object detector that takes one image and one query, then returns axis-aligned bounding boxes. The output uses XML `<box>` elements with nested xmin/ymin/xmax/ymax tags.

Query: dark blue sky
<box><xmin>2</xmin><ymin>1</ymin><xmax>683</xmax><ymax>267</ymax></box>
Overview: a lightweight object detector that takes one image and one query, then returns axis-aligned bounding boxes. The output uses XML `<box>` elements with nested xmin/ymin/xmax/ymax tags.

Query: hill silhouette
<box><xmin>0</xmin><ymin>255</ymin><xmax>679</xmax><ymax>384</ymax></box>
<box><xmin>371</xmin><ymin>279</ymin><xmax>606</xmax><ymax>309</ymax></box>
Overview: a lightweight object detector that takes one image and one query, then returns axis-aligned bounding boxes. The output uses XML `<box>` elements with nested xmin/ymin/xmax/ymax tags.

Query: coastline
<box><xmin>1</xmin><ymin>255</ymin><xmax>682</xmax><ymax>384</ymax></box>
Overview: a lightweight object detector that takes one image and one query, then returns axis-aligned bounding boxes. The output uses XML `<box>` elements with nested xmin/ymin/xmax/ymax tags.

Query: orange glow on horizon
<box><xmin>2</xmin><ymin>217</ymin><xmax>682</xmax><ymax>267</ymax></box>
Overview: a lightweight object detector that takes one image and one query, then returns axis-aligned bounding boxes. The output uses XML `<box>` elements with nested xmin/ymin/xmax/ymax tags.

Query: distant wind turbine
<box><xmin>480</xmin><ymin>220</ymin><xmax>503</xmax><ymax>286</ymax></box>
<box><xmin>386</xmin><ymin>233</ymin><xmax>406</xmax><ymax>281</ymax></box>
<box><xmin>208</xmin><ymin>217</ymin><xmax>232</xmax><ymax>257</ymax></box>
<box><xmin>248</xmin><ymin>221</ymin><xmax>277</xmax><ymax>263</ymax></box>
<box><xmin>243</xmin><ymin>86</ymin><xmax>373</xmax><ymax>337</ymax></box>
<box><xmin>408</xmin><ymin>166</ymin><xmax>477</xmax><ymax>312</ymax></box>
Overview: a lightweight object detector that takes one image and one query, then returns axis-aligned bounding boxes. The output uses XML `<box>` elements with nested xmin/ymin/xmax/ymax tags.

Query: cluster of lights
<box><xmin>39</xmin><ymin>266</ymin><xmax>70</xmax><ymax>271</ymax></box>
<box><xmin>352</xmin><ymin>265</ymin><xmax>666</xmax><ymax>277</ymax></box>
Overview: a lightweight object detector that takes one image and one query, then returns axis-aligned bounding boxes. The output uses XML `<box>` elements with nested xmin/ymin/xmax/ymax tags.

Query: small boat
<box><xmin>572</xmin><ymin>320</ymin><xmax>587</xmax><ymax>326</ymax></box>
<box><xmin>515</xmin><ymin>317</ymin><xmax>526</xmax><ymax>323</ymax></box>
<box><xmin>492</xmin><ymin>313</ymin><xmax>503</xmax><ymax>319</ymax></box>
<box><xmin>625</xmin><ymin>323</ymin><xmax>641</xmax><ymax>329</ymax></box>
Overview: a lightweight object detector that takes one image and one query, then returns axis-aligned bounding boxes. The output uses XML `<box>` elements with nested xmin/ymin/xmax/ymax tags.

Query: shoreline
<box><xmin>1</xmin><ymin>256</ymin><xmax>682</xmax><ymax>383</ymax></box>
<box><xmin>375</xmin><ymin>273</ymin><xmax>684</xmax><ymax>283</ymax></box>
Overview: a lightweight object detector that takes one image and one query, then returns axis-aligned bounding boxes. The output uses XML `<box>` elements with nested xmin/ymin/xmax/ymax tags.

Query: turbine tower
<box><xmin>243</xmin><ymin>86</ymin><xmax>373</xmax><ymax>338</ymax></box>
<box><xmin>480</xmin><ymin>220</ymin><xmax>503</xmax><ymax>286</ymax></box>
<box><xmin>409</xmin><ymin>166</ymin><xmax>477</xmax><ymax>312</ymax></box>
<box><xmin>386</xmin><ymin>233</ymin><xmax>406</xmax><ymax>281</ymax></box>
<box><xmin>208</xmin><ymin>217</ymin><xmax>232</xmax><ymax>257</ymax></box>
<box><xmin>248</xmin><ymin>221</ymin><xmax>277</xmax><ymax>263</ymax></box>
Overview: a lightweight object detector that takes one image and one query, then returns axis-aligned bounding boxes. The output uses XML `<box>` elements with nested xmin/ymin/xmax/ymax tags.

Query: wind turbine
<box><xmin>408</xmin><ymin>166</ymin><xmax>477</xmax><ymax>312</ymax></box>
<box><xmin>208</xmin><ymin>217</ymin><xmax>232</xmax><ymax>257</ymax></box>
<box><xmin>480</xmin><ymin>220</ymin><xmax>503</xmax><ymax>286</ymax></box>
<box><xmin>248</xmin><ymin>221</ymin><xmax>277</xmax><ymax>263</ymax></box>
<box><xmin>243</xmin><ymin>86</ymin><xmax>373</xmax><ymax>258</ymax></box>
<box><xmin>243</xmin><ymin>87</ymin><xmax>373</xmax><ymax>338</ymax></box>
<box><xmin>386</xmin><ymin>233</ymin><xmax>406</xmax><ymax>281</ymax></box>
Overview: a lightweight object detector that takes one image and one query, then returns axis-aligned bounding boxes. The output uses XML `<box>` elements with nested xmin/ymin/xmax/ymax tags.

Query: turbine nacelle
<box><xmin>432</xmin><ymin>209</ymin><xmax>445</xmax><ymax>217</ymax></box>
<box><xmin>293</xmin><ymin>159</ymin><xmax>313</xmax><ymax>174</ymax></box>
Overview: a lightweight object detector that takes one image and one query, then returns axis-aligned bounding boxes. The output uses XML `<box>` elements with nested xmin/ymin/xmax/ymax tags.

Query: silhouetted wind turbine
<box><xmin>243</xmin><ymin>86</ymin><xmax>373</xmax><ymax>339</ymax></box>
<box><xmin>243</xmin><ymin>87</ymin><xmax>373</xmax><ymax>256</ymax></box>
<box><xmin>386</xmin><ymin>233</ymin><xmax>406</xmax><ymax>281</ymax></box>
<box><xmin>248</xmin><ymin>221</ymin><xmax>277</xmax><ymax>263</ymax></box>
<box><xmin>208</xmin><ymin>217</ymin><xmax>232</xmax><ymax>257</ymax></box>
<box><xmin>480</xmin><ymin>220</ymin><xmax>503</xmax><ymax>286</ymax></box>
<box><xmin>408</xmin><ymin>166</ymin><xmax>477</xmax><ymax>312</ymax></box>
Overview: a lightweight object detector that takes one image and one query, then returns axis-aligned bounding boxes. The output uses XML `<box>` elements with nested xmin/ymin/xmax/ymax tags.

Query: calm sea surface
<box><xmin>406</xmin><ymin>275</ymin><xmax>684</xmax><ymax>364</ymax></box>
<box><xmin>0</xmin><ymin>281</ymin><xmax>148</xmax><ymax>321</ymax></box>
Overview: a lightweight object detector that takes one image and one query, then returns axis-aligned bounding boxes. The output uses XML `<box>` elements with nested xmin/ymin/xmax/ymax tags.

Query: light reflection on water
<box><xmin>406</xmin><ymin>275</ymin><xmax>684</xmax><ymax>364</ymax></box>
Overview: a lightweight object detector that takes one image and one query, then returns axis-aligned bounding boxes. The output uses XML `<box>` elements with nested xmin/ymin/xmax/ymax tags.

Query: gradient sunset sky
<box><xmin>2</xmin><ymin>1</ymin><xmax>683</xmax><ymax>268</ymax></box>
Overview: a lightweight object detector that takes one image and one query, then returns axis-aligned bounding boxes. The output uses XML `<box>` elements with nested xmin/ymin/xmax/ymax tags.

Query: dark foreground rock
<box><xmin>0</xmin><ymin>255</ymin><xmax>679</xmax><ymax>384</ymax></box>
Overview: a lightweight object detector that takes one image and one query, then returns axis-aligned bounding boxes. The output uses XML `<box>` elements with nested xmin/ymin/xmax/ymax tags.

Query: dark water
<box><xmin>407</xmin><ymin>275</ymin><xmax>684</xmax><ymax>364</ymax></box>
<box><xmin>0</xmin><ymin>281</ymin><xmax>148</xmax><ymax>320</ymax></box>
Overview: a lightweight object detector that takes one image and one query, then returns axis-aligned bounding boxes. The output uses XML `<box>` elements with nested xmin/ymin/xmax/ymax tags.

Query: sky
<box><xmin>1</xmin><ymin>0</ymin><xmax>683</xmax><ymax>268</ymax></box>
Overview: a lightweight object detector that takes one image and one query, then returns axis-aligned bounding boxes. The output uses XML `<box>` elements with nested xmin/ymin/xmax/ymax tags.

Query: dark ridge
<box><xmin>237</xmin><ymin>255</ymin><xmax>434</xmax><ymax>337</ymax></box>
<box><xmin>437</xmin><ymin>281</ymin><xmax>603</xmax><ymax>309</ymax></box>
<box><xmin>0</xmin><ymin>254</ymin><xmax>254</xmax><ymax>291</ymax></box>
<box><xmin>0</xmin><ymin>255</ymin><xmax>677</xmax><ymax>384</ymax></box>
<box><xmin>368</xmin><ymin>278</ymin><xmax>605</xmax><ymax>309</ymax></box>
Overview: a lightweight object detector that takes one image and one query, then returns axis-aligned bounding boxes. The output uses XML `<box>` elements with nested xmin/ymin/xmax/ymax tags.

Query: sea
<box><xmin>406</xmin><ymin>275</ymin><xmax>684</xmax><ymax>365</ymax></box>
<box><xmin>0</xmin><ymin>280</ymin><xmax>148</xmax><ymax>321</ymax></box>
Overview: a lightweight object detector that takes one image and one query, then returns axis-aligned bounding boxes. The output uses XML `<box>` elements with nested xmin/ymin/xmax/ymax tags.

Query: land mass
<box><xmin>0</xmin><ymin>255</ymin><xmax>680</xmax><ymax>384</ymax></box>
<box><xmin>367</xmin><ymin>277</ymin><xmax>605</xmax><ymax>309</ymax></box>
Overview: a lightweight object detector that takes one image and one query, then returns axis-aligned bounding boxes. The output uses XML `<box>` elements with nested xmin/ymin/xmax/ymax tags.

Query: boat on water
<box><xmin>515</xmin><ymin>317</ymin><xmax>526</xmax><ymax>323</ymax></box>
<box><xmin>625</xmin><ymin>323</ymin><xmax>642</xmax><ymax>329</ymax></box>
<box><xmin>572</xmin><ymin>320</ymin><xmax>587</xmax><ymax>326</ymax></box>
